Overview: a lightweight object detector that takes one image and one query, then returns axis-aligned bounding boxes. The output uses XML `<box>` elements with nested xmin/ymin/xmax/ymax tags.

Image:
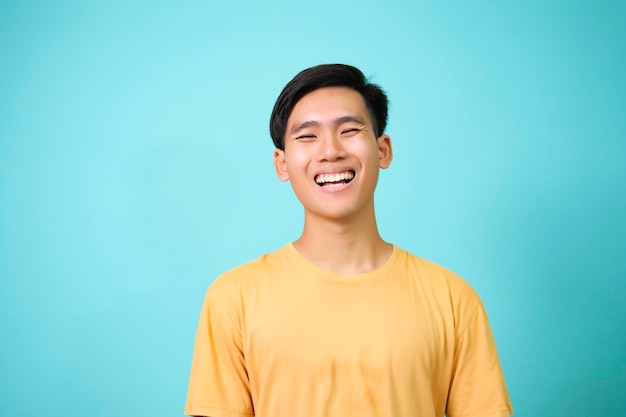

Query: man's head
<box><xmin>271</xmin><ymin>65</ymin><xmax>393</xmax><ymax>222</ymax></box>
<box><xmin>270</xmin><ymin>64</ymin><xmax>389</xmax><ymax>150</ymax></box>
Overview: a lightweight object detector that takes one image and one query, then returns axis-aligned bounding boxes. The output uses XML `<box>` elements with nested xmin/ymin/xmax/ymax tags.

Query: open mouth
<box><xmin>314</xmin><ymin>171</ymin><xmax>355</xmax><ymax>187</ymax></box>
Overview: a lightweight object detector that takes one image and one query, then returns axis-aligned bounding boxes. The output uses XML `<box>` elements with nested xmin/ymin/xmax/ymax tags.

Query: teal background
<box><xmin>1</xmin><ymin>1</ymin><xmax>624</xmax><ymax>416</ymax></box>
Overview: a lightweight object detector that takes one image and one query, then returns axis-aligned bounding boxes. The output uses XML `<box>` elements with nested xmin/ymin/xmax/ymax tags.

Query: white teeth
<box><xmin>315</xmin><ymin>171</ymin><xmax>355</xmax><ymax>185</ymax></box>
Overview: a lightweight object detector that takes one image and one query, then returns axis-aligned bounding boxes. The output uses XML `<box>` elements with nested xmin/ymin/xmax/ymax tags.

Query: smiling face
<box><xmin>274</xmin><ymin>87</ymin><xmax>392</xmax><ymax>222</ymax></box>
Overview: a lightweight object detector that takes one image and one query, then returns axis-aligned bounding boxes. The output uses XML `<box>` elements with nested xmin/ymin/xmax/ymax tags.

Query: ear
<box><xmin>274</xmin><ymin>148</ymin><xmax>290</xmax><ymax>182</ymax></box>
<box><xmin>377</xmin><ymin>134</ymin><xmax>393</xmax><ymax>169</ymax></box>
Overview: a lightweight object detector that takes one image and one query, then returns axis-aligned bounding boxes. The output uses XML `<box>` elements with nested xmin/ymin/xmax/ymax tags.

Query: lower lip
<box><xmin>318</xmin><ymin>180</ymin><xmax>353</xmax><ymax>192</ymax></box>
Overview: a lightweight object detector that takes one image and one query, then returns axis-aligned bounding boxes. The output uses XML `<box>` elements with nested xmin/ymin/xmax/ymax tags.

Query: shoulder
<box><xmin>206</xmin><ymin>245</ymin><xmax>289</xmax><ymax>300</ymax></box>
<box><xmin>393</xmin><ymin>246</ymin><xmax>483</xmax><ymax>329</ymax></box>
<box><xmin>394</xmin><ymin>247</ymin><xmax>478</xmax><ymax>294</ymax></box>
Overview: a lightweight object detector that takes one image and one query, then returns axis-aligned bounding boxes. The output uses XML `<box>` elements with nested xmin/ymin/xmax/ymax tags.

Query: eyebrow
<box><xmin>288</xmin><ymin>116</ymin><xmax>367</xmax><ymax>135</ymax></box>
<box><xmin>289</xmin><ymin>120</ymin><xmax>320</xmax><ymax>135</ymax></box>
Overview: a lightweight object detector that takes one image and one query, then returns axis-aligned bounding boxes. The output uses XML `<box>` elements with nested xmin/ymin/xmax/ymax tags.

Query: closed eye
<box><xmin>341</xmin><ymin>128</ymin><xmax>361</xmax><ymax>135</ymax></box>
<box><xmin>296</xmin><ymin>134</ymin><xmax>316</xmax><ymax>140</ymax></box>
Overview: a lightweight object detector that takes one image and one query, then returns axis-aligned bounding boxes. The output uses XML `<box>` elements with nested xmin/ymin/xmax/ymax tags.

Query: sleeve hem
<box><xmin>184</xmin><ymin>404</ymin><xmax>254</xmax><ymax>417</ymax></box>
<box><xmin>450</xmin><ymin>407</ymin><xmax>514</xmax><ymax>417</ymax></box>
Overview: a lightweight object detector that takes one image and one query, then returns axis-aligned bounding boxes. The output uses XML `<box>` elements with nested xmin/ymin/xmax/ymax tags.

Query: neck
<box><xmin>293</xmin><ymin>203</ymin><xmax>392</xmax><ymax>275</ymax></box>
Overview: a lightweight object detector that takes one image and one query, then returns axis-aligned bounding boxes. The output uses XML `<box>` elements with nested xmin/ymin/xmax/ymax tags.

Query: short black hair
<box><xmin>269</xmin><ymin>64</ymin><xmax>389</xmax><ymax>150</ymax></box>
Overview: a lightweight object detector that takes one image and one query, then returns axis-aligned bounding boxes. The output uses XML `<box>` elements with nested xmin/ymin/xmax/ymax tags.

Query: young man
<box><xmin>185</xmin><ymin>64</ymin><xmax>513</xmax><ymax>417</ymax></box>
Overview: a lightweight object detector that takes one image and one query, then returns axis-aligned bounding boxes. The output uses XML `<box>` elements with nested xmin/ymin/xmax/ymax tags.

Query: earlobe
<box><xmin>274</xmin><ymin>149</ymin><xmax>290</xmax><ymax>182</ymax></box>
<box><xmin>378</xmin><ymin>135</ymin><xmax>393</xmax><ymax>169</ymax></box>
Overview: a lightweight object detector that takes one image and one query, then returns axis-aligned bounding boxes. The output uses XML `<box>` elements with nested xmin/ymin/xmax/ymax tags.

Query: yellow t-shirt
<box><xmin>185</xmin><ymin>244</ymin><xmax>513</xmax><ymax>417</ymax></box>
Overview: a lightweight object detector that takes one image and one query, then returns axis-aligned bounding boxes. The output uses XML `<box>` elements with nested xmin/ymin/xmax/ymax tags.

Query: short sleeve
<box><xmin>446</xmin><ymin>301</ymin><xmax>514</xmax><ymax>417</ymax></box>
<box><xmin>185</xmin><ymin>288</ymin><xmax>254</xmax><ymax>417</ymax></box>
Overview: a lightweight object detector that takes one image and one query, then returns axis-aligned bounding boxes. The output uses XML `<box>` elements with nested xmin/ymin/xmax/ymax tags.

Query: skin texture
<box><xmin>274</xmin><ymin>87</ymin><xmax>393</xmax><ymax>275</ymax></box>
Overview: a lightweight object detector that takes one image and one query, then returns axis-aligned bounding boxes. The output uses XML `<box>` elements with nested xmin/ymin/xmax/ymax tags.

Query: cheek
<box><xmin>351</xmin><ymin>140</ymin><xmax>380</xmax><ymax>165</ymax></box>
<box><xmin>284</xmin><ymin>150</ymin><xmax>311</xmax><ymax>175</ymax></box>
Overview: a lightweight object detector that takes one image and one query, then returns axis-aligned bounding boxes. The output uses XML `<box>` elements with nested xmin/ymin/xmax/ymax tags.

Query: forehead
<box><xmin>287</xmin><ymin>87</ymin><xmax>372</xmax><ymax>126</ymax></box>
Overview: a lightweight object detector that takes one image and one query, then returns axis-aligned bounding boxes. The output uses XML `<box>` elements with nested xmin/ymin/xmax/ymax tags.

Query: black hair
<box><xmin>269</xmin><ymin>64</ymin><xmax>389</xmax><ymax>150</ymax></box>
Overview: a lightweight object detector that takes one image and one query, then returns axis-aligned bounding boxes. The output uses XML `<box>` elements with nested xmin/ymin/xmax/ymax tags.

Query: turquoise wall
<box><xmin>1</xmin><ymin>1</ymin><xmax>624</xmax><ymax>416</ymax></box>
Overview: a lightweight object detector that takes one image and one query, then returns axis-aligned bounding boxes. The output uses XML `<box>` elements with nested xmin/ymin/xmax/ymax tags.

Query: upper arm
<box><xmin>446</xmin><ymin>302</ymin><xmax>514</xmax><ymax>417</ymax></box>
<box><xmin>185</xmin><ymin>289</ymin><xmax>253</xmax><ymax>417</ymax></box>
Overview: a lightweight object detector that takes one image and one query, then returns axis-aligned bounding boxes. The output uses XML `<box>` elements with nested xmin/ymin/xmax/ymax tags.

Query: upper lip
<box><xmin>313</xmin><ymin>167</ymin><xmax>356</xmax><ymax>178</ymax></box>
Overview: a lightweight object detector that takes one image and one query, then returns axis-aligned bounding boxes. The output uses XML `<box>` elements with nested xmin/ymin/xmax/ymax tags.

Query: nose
<box><xmin>316</xmin><ymin>133</ymin><xmax>346</xmax><ymax>162</ymax></box>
